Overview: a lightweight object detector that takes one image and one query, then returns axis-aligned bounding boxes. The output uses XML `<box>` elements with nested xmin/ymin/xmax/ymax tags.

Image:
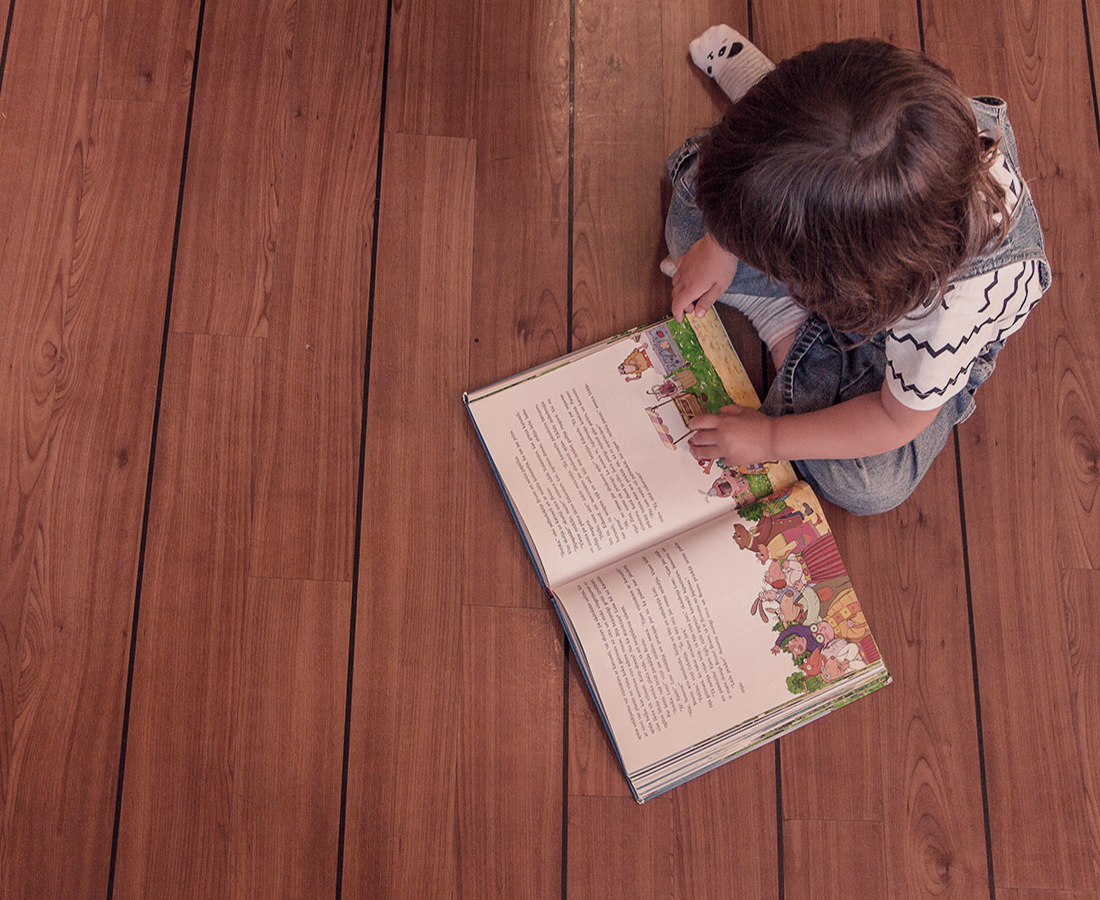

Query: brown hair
<box><xmin>695</xmin><ymin>38</ymin><xmax>1009</xmax><ymax>334</ymax></box>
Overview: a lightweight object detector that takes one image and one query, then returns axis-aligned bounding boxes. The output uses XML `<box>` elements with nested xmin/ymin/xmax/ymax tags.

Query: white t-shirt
<box><xmin>884</xmin><ymin>152</ymin><xmax>1046</xmax><ymax>411</ymax></box>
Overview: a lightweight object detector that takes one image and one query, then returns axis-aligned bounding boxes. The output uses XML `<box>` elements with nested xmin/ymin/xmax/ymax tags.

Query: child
<box><xmin>664</xmin><ymin>29</ymin><xmax>1050</xmax><ymax>514</ymax></box>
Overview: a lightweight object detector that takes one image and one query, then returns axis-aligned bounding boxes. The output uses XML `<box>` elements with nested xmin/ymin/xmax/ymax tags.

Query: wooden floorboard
<box><xmin>113</xmin><ymin>333</ymin><xmax>262</xmax><ymax>898</ymax></box>
<box><xmin>110</xmin><ymin>0</ymin><xmax>379</xmax><ymax>894</ymax></box>
<box><xmin>0</xmin><ymin>0</ymin><xmax>1098</xmax><ymax>897</ymax></box>
<box><xmin>342</xmin><ymin>131</ymin><xmax>477</xmax><ymax>899</ymax></box>
<box><xmin>0</xmin><ymin>0</ymin><xmax>193</xmax><ymax>894</ymax></box>
<box><xmin>926</xmin><ymin>0</ymin><xmax>1100</xmax><ymax>892</ymax></box>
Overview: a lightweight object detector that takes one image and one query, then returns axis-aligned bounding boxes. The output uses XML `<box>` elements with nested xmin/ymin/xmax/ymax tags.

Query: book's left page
<box><xmin>465</xmin><ymin>311</ymin><xmax>796</xmax><ymax>587</ymax></box>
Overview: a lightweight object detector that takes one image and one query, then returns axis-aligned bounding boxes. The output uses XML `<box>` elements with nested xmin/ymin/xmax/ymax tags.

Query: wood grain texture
<box><xmin>572</xmin><ymin>0</ymin><xmax>669</xmax><ymax>347</ymax></box>
<box><xmin>826</xmin><ymin>464</ymin><xmax>990</xmax><ymax>899</ymax></box>
<box><xmin>0</xmin><ymin>97</ymin><xmax>188</xmax><ymax>899</ymax></box>
<box><xmin>754</xmin><ymin>0</ymin><xmax>920</xmax><ymax>56</ymax></box>
<box><xmin>1063</xmin><ymin>569</ymin><xmax>1100</xmax><ymax>891</ymax></box>
<box><xmin>924</xmin><ymin>0</ymin><xmax>1100</xmax><ymax>889</ymax></box>
<box><xmin>113</xmin><ymin>335</ymin><xmax>348</xmax><ymax>900</ymax></box>
<box><xmin>225</xmin><ymin>577</ymin><xmax>349</xmax><ymax>898</ymax></box>
<box><xmin>659</xmin><ymin>0</ymin><xmax>741</xmax><ymax>157</ymax></box>
<box><xmin>784</xmin><ymin>820</ymin><xmax>886</xmax><ymax>898</ymax></box>
<box><xmin>567</xmin><ymin>796</ymin><xmax>673</xmax><ymax>899</ymax></box>
<box><xmin>342</xmin><ymin>132</ymin><xmax>476</xmax><ymax>899</ymax></box>
<box><xmin>168</xmin><ymin>0</ymin><xmax>298</xmax><ymax>338</ymax></box>
<box><xmin>0</xmin><ymin>0</ymin><xmax>193</xmax><ymax>891</ymax></box>
<box><xmin>384</xmin><ymin>0</ymin><xmax>481</xmax><ymax>138</ymax></box>
<box><xmin>111</xmin><ymin>333</ymin><xmax>248</xmax><ymax>897</ymax></box>
<box><xmin>245</xmin><ymin>0</ymin><xmax>385</xmax><ymax>581</ymax></box>
<box><xmin>99</xmin><ymin>0</ymin><xmax>198</xmax><ymax>102</ymax></box>
<box><xmin>669</xmin><ymin>762</ymin><xmax>780</xmax><ymax>900</ymax></box>
<box><xmin>460</xmin><ymin>607</ymin><xmax>565</xmax><ymax>899</ymax></box>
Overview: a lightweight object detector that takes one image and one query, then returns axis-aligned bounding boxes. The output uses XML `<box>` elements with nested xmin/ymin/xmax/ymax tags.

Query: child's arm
<box><xmin>687</xmin><ymin>380</ymin><xmax>940</xmax><ymax>464</ymax></box>
<box><xmin>670</xmin><ymin>232</ymin><xmax>740</xmax><ymax>321</ymax></box>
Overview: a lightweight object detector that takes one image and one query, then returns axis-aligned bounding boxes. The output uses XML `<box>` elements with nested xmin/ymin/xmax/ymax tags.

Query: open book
<box><xmin>464</xmin><ymin>310</ymin><xmax>890</xmax><ymax>802</ymax></box>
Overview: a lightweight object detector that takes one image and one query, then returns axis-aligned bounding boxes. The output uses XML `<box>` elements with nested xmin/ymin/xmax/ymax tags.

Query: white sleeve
<box><xmin>884</xmin><ymin>259</ymin><xmax>1045</xmax><ymax>411</ymax></box>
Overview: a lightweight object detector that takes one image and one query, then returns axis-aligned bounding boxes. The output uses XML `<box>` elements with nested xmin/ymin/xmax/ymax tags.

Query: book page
<box><xmin>467</xmin><ymin>313</ymin><xmax>795</xmax><ymax>586</ymax></box>
<box><xmin>555</xmin><ymin>482</ymin><xmax>884</xmax><ymax>776</ymax></box>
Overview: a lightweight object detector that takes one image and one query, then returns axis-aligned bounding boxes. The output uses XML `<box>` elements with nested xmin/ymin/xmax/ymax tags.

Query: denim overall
<box><xmin>664</xmin><ymin>97</ymin><xmax>1051</xmax><ymax>514</ymax></box>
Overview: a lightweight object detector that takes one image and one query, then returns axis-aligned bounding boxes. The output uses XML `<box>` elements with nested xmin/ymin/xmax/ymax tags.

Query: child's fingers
<box><xmin>692</xmin><ymin>286</ymin><xmax>722</xmax><ymax>317</ymax></box>
<box><xmin>687</xmin><ymin>412</ymin><xmax>719</xmax><ymax>432</ymax></box>
<box><xmin>671</xmin><ymin>291</ymin><xmax>696</xmax><ymax>322</ymax></box>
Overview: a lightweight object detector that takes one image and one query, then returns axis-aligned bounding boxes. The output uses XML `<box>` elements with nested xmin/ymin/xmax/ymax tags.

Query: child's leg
<box><xmin>689</xmin><ymin>25</ymin><xmax>774</xmax><ymax>103</ymax></box>
<box><xmin>663</xmin><ymin>187</ymin><xmax>807</xmax><ymax>348</ymax></box>
<box><xmin>666</xmin><ymin>29</ymin><xmax>804</xmax><ymax>350</ymax></box>
<box><xmin>662</xmin><ymin>190</ymin><xmax>806</xmax><ymax>351</ymax></box>
<box><xmin>723</xmin><ymin>293</ymin><xmax>808</xmax><ymax>352</ymax></box>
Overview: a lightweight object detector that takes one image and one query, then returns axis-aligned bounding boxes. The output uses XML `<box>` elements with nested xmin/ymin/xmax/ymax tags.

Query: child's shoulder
<box><xmin>890</xmin><ymin>257</ymin><xmax>1045</xmax><ymax>355</ymax></box>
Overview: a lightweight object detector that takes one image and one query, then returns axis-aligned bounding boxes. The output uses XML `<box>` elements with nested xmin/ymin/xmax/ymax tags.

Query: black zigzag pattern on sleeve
<box><xmin>888</xmin><ymin>261</ymin><xmax>1038</xmax><ymax>359</ymax></box>
<box><xmin>886</xmin><ymin>358</ymin><xmax>972</xmax><ymax>400</ymax></box>
<box><xmin>886</xmin><ymin>261</ymin><xmax>1041</xmax><ymax>401</ymax></box>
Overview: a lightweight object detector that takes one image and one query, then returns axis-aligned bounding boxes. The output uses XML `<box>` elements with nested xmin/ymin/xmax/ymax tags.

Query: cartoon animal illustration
<box><xmin>618</xmin><ymin>345</ymin><xmax>652</xmax><ymax>380</ymax></box>
<box><xmin>799</xmin><ymin>647</ymin><xmax>824</xmax><ymax>677</ymax></box>
<box><xmin>732</xmin><ymin>522</ymin><xmax>766</xmax><ymax>560</ymax></box>
<box><xmin>733</xmin><ymin>505</ymin><xmax>818</xmax><ymax>561</ymax></box>
<box><xmin>779</xmin><ymin>556</ymin><xmax>826</xmax><ymax>625</ymax></box>
<box><xmin>770</xmin><ymin>623</ymin><xmax>825</xmax><ymax>658</ymax></box>
<box><xmin>708</xmin><ymin>470</ymin><xmax>756</xmax><ymax>504</ymax></box>
<box><xmin>818</xmin><ymin>637</ymin><xmax>868</xmax><ymax>682</ymax></box>
<box><xmin>763</xmin><ymin>559</ymin><xmax>785</xmax><ymax>589</ymax></box>
<box><xmin>749</xmin><ymin>587</ymin><xmax>781</xmax><ymax>623</ymax></box>
<box><xmin>778</xmin><ymin>585</ymin><xmax>828</xmax><ymax>627</ymax></box>
<box><xmin>781</xmin><ymin>556</ymin><xmax>806</xmax><ymax>589</ymax></box>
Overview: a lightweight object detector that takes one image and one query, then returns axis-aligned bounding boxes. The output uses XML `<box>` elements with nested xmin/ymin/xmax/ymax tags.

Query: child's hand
<box><xmin>688</xmin><ymin>404</ymin><xmax>775</xmax><ymax>465</ymax></box>
<box><xmin>671</xmin><ymin>232</ymin><xmax>739</xmax><ymax>322</ymax></box>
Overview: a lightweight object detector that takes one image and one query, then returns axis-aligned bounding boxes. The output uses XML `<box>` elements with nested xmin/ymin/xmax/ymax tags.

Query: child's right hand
<box><xmin>670</xmin><ymin>232</ymin><xmax>740</xmax><ymax>321</ymax></box>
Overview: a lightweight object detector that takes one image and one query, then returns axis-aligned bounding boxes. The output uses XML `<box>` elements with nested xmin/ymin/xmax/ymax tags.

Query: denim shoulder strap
<box><xmin>956</xmin><ymin>97</ymin><xmax>1052</xmax><ymax>291</ymax></box>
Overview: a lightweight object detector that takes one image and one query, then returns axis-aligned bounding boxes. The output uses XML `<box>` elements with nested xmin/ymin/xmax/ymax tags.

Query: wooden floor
<box><xmin>1</xmin><ymin>0</ymin><xmax>1098</xmax><ymax>896</ymax></box>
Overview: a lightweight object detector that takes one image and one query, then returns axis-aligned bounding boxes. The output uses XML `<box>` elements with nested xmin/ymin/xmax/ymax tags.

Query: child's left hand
<box><xmin>688</xmin><ymin>405</ymin><xmax>776</xmax><ymax>465</ymax></box>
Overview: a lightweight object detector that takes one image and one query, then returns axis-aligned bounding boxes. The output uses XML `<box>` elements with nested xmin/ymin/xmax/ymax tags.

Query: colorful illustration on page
<box><xmin>615</xmin><ymin>315</ymin><xmax>794</xmax><ymax>505</ymax></box>
<box><xmin>734</xmin><ymin>482</ymin><xmax>883</xmax><ymax>695</ymax></box>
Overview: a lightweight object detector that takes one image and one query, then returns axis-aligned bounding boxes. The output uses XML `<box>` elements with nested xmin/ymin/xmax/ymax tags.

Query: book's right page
<box><xmin>553</xmin><ymin>481</ymin><xmax>888</xmax><ymax>792</ymax></box>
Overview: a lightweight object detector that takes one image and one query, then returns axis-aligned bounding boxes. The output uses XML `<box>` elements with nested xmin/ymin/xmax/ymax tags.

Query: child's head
<box><xmin>695</xmin><ymin>38</ymin><xmax>1008</xmax><ymax>333</ymax></box>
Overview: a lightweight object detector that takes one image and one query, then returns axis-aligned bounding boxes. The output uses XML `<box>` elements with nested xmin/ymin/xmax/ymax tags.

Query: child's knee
<box><xmin>796</xmin><ymin>455</ymin><xmax>920</xmax><ymax>516</ymax></box>
<box><xmin>664</xmin><ymin>192</ymin><xmax>706</xmax><ymax>261</ymax></box>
